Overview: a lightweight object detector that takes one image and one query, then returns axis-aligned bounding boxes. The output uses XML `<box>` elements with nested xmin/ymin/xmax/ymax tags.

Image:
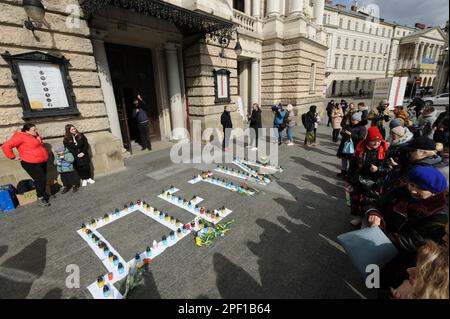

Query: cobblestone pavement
<box><xmin>0</xmin><ymin>124</ymin><xmax>377</xmax><ymax>299</ymax></box>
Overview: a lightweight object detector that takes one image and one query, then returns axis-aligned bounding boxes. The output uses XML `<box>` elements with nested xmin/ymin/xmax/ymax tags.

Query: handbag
<box><xmin>342</xmin><ymin>138</ymin><xmax>355</xmax><ymax>155</ymax></box>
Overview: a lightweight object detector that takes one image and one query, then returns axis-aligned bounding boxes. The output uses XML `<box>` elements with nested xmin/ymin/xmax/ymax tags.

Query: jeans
<box><xmin>286</xmin><ymin>127</ymin><xmax>293</xmax><ymax>142</ymax></box>
<box><xmin>278</xmin><ymin>128</ymin><xmax>285</xmax><ymax>144</ymax></box>
<box><xmin>21</xmin><ymin>161</ymin><xmax>47</xmax><ymax>199</ymax></box>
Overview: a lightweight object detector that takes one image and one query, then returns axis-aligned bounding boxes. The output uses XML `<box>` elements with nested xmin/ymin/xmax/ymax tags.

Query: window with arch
<box><xmin>353</xmin><ymin>39</ymin><xmax>357</xmax><ymax>50</ymax></box>
<box><xmin>339</xmin><ymin>18</ymin><xmax>343</xmax><ymax>28</ymax></box>
<box><xmin>366</xmin><ymin>41</ymin><xmax>370</xmax><ymax>52</ymax></box>
<box><xmin>360</xmin><ymin>40</ymin><xmax>364</xmax><ymax>51</ymax></box>
<box><xmin>373</xmin><ymin>43</ymin><xmax>377</xmax><ymax>53</ymax></box>
<box><xmin>337</xmin><ymin>36</ymin><xmax>341</xmax><ymax>48</ymax></box>
<box><xmin>347</xmin><ymin>20</ymin><xmax>351</xmax><ymax>30</ymax></box>
<box><xmin>345</xmin><ymin>38</ymin><xmax>349</xmax><ymax>49</ymax></box>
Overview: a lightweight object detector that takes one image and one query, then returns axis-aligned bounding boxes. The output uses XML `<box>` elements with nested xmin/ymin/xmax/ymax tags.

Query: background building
<box><xmin>0</xmin><ymin>0</ymin><xmax>327</xmax><ymax>185</ymax></box>
<box><xmin>323</xmin><ymin>1</ymin><xmax>446</xmax><ymax>100</ymax></box>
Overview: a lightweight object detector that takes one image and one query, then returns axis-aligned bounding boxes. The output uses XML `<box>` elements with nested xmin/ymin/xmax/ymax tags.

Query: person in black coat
<box><xmin>303</xmin><ymin>105</ymin><xmax>317</xmax><ymax>146</ymax></box>
<box><xmin>221</xmin><ymin>105</ymin><xmax>234</xmax><ymax>151</ymax></box>
<box><xmin>132</xmin><ymin>95</ymin><xmax>152</xmax><ymax>151</ymax></box>
<box><xmin>63</xmin><ymin>124</ymin><xmax>95</xmax><ymax>187</ymax></box>
<box><xmin>326</xmin><ymin>100</ymin><xmax>334</xmax><ymax>127</ymax></box>
<box><xmin>248</xmin><ymin>103</ymin><xmax>262</xmax><ymax>149</ymax></box>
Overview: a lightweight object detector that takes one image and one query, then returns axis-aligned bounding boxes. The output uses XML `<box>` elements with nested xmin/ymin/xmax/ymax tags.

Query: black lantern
<box><xmin>23</xmin><ymin>0</ymin><xmax>45</xmax><ymax>32</ymax></box>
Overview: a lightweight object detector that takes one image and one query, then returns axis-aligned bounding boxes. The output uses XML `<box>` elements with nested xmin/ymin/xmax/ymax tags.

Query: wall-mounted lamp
<box><xmin>219</xmin><ymin>30</ymin><xmax>242</xmax><ymax>58</ymax></box>
<box><xmin>23</xmin><ymin>0</ymin><xmax>45</xmax><ymax>32</ymax></box>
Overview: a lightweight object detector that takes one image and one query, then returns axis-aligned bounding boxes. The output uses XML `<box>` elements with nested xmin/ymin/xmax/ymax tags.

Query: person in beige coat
<box><xmin>331</xmin><ymin>103</ymin><xmax>344</xmax><ymax>142</ymax></box>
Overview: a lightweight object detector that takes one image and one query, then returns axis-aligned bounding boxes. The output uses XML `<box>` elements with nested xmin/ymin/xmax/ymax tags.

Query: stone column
<box><xmin>252</xmin><ymin>0</ymin><xmax>260</xmax><ymax>17</ymax></box>
<box><xmin>244</xmin><ymin>0</ymin><xmax>251</xmax><ymax>15</ymax></box>
<box><xmin>91</xmin><ymin>38</ymin><xmax>123</xmax><ymax>146</ymax></box>
<box><xmin>418</xmin><ymin>42</ymin><xmax>425</xmax><ymax>67</ymax></box>
<box><xmin>266</xmin><ymin>0</ymin><xmax>280</xmax><ymax>17</ymax></box>
<box><xmin>164</xmin><ymin>43</ymin><xmax>186</xmax><ymax>140</ymax></box>
<box><xmin>251</xmin><ymin>59</ymin><xmax>260</xmax><ymax>104</ymax></box>
<box><xmin>289</xmin><ymin>0</ymin><xmax>304</xmax><ymax>15</ymax></box>
<box><xmin>412</xmin><ymin>42</ymin><xmax>419</xmax><ymax>68</ymax></box>
<box><xmin>314</xmin><ymin>0</ymin><xmax>325</xmax><ymax>25</ymax></box>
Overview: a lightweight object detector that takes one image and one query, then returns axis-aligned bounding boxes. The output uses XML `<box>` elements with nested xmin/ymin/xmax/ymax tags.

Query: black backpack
<box><xmin>301</xmin><ymin>113</ymin><xmax>307</xmax><ymax>128</ymax></box>
<box><xmin>16</xmin><ymin>179</ymin><xmax>35</xmax><ymax>194</ymax></box>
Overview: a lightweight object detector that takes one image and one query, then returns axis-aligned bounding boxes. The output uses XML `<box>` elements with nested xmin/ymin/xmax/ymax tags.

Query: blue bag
<box><xmin>0</xmin><ymin>184</ymin><xmax>17</xmax><ymax>212</ymax></box>
<box><xmin>342</xmin><ymin>138</ymin><xmax>355</xmax><ymax>155</ymax></box>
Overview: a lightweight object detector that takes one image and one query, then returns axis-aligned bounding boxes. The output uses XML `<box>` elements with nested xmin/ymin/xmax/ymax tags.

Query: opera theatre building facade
<box><xmin>0</xmin><ymin>0</ymin><xmax>327</xmax><ymax>183</ymax></box>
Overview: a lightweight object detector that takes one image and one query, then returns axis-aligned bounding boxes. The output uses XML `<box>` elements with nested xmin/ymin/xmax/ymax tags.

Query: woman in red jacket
<box><xmin>1</xmin><ymin>123</ymin><xmax>50</xmax><ymax>207</ymax></box>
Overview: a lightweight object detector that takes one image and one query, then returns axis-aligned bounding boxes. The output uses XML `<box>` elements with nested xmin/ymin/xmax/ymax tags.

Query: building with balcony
<box><xmin>0</xmin><ymin>0</ymin><xmax>327</xmax><ymax>184</ymax></box>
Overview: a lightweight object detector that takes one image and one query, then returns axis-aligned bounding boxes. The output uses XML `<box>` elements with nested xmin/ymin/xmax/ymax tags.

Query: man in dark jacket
<box><xmin>304</xmin><ymin>105</ymin><xmax>318</xmax><ymax>146</ymax></box>
<box><xmin>133</xmin><ymin>95</ymin><xmax>152</xmax><ymax>151</ymax></box>
<box><xmin>221</xmin><ymin>105</ymin><xmax>234</xmax><ymax>151</ymax></box>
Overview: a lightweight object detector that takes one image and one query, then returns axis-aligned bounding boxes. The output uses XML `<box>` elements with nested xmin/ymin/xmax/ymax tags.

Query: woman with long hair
<box><xmin>63</xmin><ymin>124</ymin><xmax>95</xmax><ymax>187</ymax></box>
<box><xmin>390</xmin><ymin>240</ymin><xmax>449</xmax><ymax>299</ymax></box>
<box><xmin>1</xmin><ymin>123</ymin><xmax>50</xmax><ymax>207</ymax></box>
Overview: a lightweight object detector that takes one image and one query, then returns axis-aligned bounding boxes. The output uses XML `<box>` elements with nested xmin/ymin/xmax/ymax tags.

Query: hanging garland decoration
<box><xmin>80</xmin><ymin>0</ymin><xmax>235</xmax><ymax>42</ymax></box>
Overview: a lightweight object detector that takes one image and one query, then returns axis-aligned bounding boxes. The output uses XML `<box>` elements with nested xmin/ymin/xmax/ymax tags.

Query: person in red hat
<box><xmin>347</xmin><ymin>126</ymin><xmax>391</xmax><ymax>226</ymax></box>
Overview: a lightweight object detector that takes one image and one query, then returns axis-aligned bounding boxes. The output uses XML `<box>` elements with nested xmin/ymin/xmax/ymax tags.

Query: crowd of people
<box><xmin>326</xmin><ymin>98</ymin><xmax>449</xmax><ymax>299</ymax></box>
<box><xmin>1</xmin><ymin>123</ymin><xmax>95</xmax><ymax>207</ymax></box>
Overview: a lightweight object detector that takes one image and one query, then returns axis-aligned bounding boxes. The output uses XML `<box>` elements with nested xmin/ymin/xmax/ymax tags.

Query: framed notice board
<box><xmin>1</xmin><ymin>51</ymin><xmax>79</xmax><ymax>119</ymax></box>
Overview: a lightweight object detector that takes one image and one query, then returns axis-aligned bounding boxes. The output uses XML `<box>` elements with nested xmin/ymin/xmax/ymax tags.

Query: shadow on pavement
<box><xmin>118</xmin><ymin>265</ymin><xmax>162</xmax><ymax>299</ymax></box>
<box><xmin>214</xmin><ymin>216</ymin><xmax>370</xmax><ymax>298</ymax></box>
<box><xmin>0</xmin><ymin>238</ymin><xmax>48</xmax><ymax>299</ymax></box>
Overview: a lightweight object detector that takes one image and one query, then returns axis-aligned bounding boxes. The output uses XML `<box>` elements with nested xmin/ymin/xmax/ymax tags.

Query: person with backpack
<box><xmin>273</xmin><ymin>104</ymin><xmax>287</xmax><ymax>145</ymax></box>
<box><xmin>303</xmin><ymin>105</ymin><xmax>318</xmax><ymax>147</ymax></box>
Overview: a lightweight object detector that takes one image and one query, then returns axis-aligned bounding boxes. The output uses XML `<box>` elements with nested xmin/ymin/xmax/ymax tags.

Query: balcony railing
<box><xmin>232</xmin><ymin>9</ymin><xmax>256</xmax><ymax>33</ymax></box>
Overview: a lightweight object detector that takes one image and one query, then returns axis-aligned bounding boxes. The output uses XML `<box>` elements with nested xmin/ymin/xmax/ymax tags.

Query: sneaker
<box><xmin>60</xmin><ymin>187</ymin><xmax>71</xmax><ymax>194</ymax></box>
<box><xmin>72</xmin><ymin>186</ymin><xmax>79</xmax><ymax>193</ymax></box>
<box><xmin>38</xmin><ymin>198</ymin><xmax>51</xmax><ymax>207</ymax></box>
<box><xmin>87</xmin><ymin>178</ymin><xmax>95</xmax><ymax>184</ymax></box>
<box><xmin>287</xmin><ymin>142</ymin><xmax>294</xmax><ymax>146</ymax></box>
<box><xmin>81</xmin><ymin>180</ymin><xmax>88</xmax><ymax>187</ymax></box>
<box><xmin>350</xmin><ymin>216</ymin><xmax>362</xmax><ymax>226</ymax></box>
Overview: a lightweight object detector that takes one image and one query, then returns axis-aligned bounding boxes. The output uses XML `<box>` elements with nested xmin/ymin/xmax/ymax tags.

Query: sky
<box><xmin>336</xmin><ymin>0</ymin><xmax>449</xmax><ymax>28</ymax></box>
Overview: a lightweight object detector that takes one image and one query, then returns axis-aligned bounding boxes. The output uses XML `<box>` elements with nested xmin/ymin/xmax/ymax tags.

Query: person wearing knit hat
<box><xmin>365</xmin><ymin>165</ymin><xmax>448</xmax><ymax>252</ymax></box>
<box><xmin>351</xmin><ymin>112</ymin><xmax>362</xmax><ymax>122</ymax></box>
<box><xmin>389</xmin><ymin>118</ymin><xmax>402</xmax><ymax>130</ymax></box>
<box><xmin>336</xmin><ymin>109</ymin><xmax>367</xmax><ymax>179</ymax></box>
<box><xmin>348</xmin><ymin>126</ymin><xmax>391</xmax><ymax>226</ymax></box>
<box><xmin>54</xmin><ymin>145</ymin><xmax>79</xmax><ymax>194</ymax></box>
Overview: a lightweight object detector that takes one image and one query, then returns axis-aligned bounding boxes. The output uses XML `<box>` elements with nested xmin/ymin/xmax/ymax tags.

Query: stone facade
<box><xmin>0</xmin><ymin>0</ymin><xmax>124</xmax><ymax>186</ymax></box>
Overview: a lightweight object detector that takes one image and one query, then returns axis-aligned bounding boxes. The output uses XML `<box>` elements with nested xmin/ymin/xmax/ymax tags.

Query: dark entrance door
<box><xmin>105</xmin><ymin>43</ymin><xmax>160</xmax><ymax>153</ymax></box>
